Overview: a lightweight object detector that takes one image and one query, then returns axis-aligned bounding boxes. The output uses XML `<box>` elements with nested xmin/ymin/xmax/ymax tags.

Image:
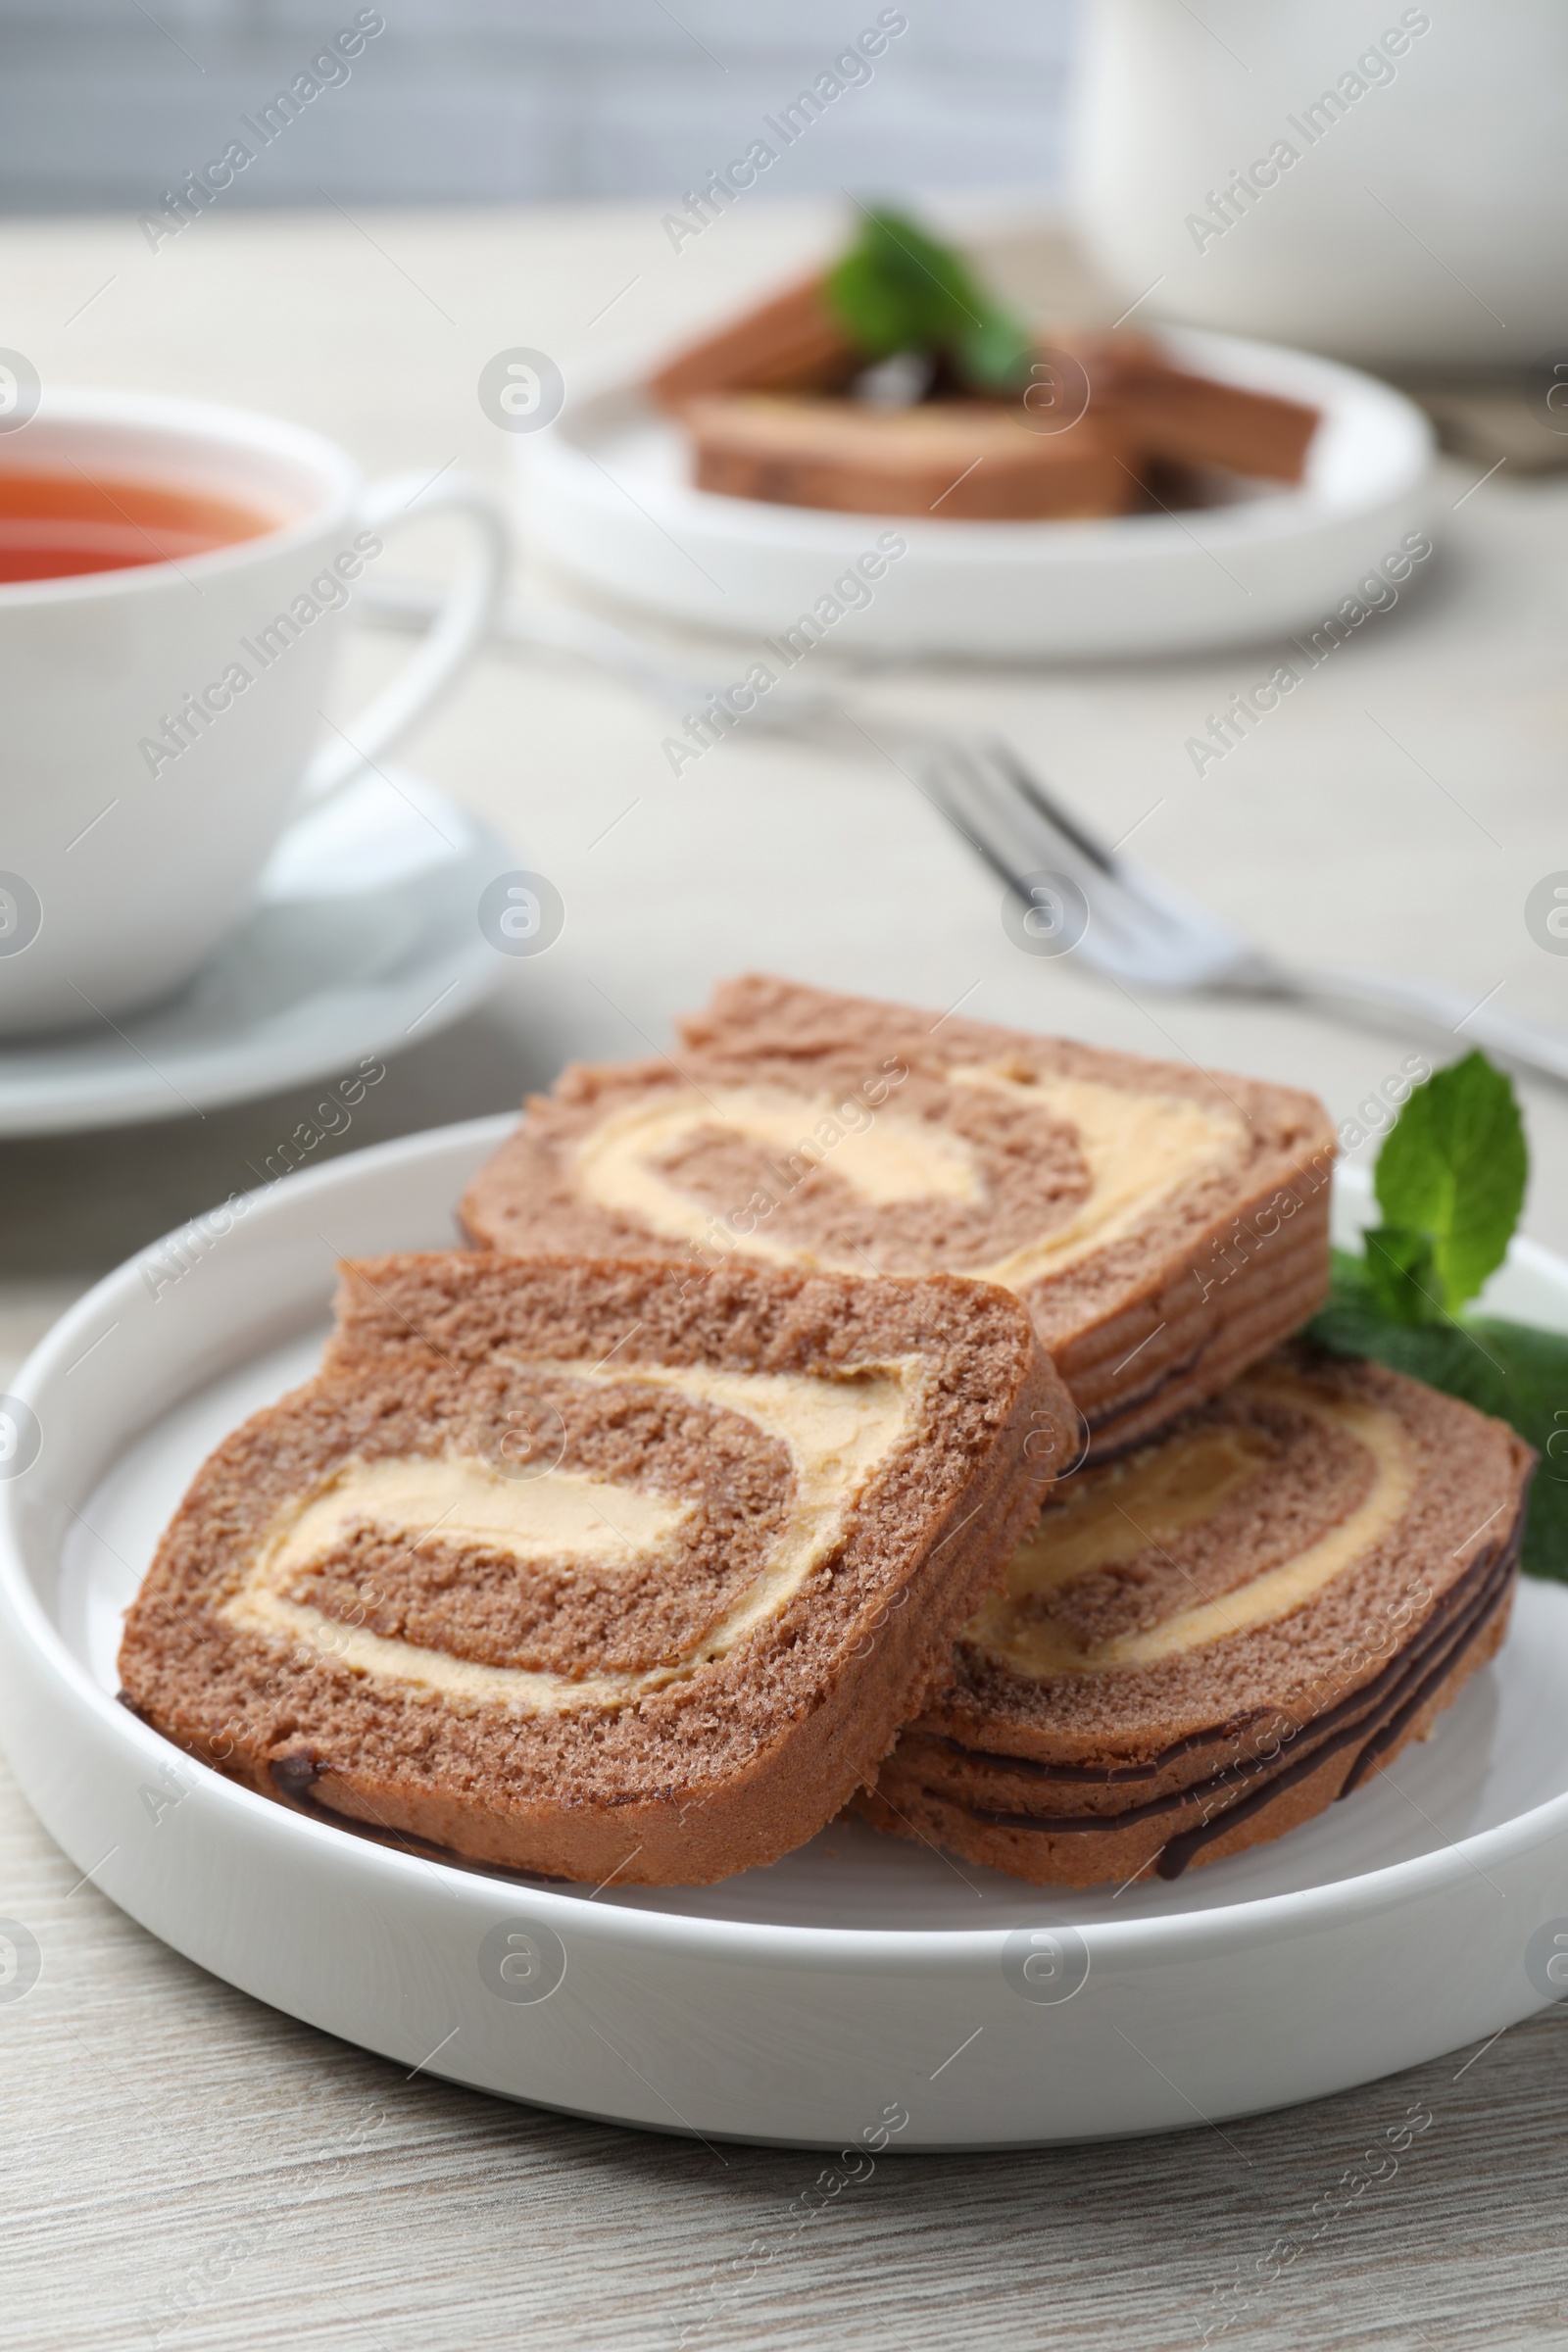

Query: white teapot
<box><xmin>1070</xmin><ymin>0</ymin><xmax>1567</xmax><ymax>367</ymax></box>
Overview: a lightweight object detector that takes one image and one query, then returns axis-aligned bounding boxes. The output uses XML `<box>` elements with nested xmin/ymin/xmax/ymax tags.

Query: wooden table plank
<box><xmin>5</xmin><ymin>1743</ymin><xmax>1567</xmax><ymax>2350</ymax></box>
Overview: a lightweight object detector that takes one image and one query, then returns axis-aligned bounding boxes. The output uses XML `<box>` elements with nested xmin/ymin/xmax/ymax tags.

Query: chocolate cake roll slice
<box><xmin>648</xmin><ymin>273</ymin><xmax>858</xmax><ymax>412</ymax></box>
<box><xmin>858</xmin><ymin>1349</ymin><xmax>1533</xmax><ymax>1886</ymax></box>
<box><xmin>120</xmin><ymin>1251</ymin><xmax>1070</xmax><ymax>1886</ymax></box>
<box><xmin>1061</xmin><ymin>327</ymin><xmax>1321</xmax><ymax>483</ymax></box>
<box><xmin>684</xmin><ymin>395</ymin><xmax>1137</xmax><ymax>519</ymax></box>
<box><xmin>461</xmin><ymin>974</ymin><xmax>1336</xmax><ymax>1458</ymax></box>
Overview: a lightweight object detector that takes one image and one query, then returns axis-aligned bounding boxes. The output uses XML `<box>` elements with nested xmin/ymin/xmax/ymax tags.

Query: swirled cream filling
<box><xmin>946</xmin><ymin>1064</ymin><xmax>1248</xmax><ymax>1288</ymax></box>
<box><xmin>969</xmin><ymin>1371</ymin><xmax>1420</xmax><ymax>1678</ymax></box>
<box><xmin>220</xmin><ymin>1354</ymin><xmax>923</xmax><ymax>1713</ymax></box>
<box><xmin>569</xmin><ymin>1069</ymin><xmax>1246</xmax><ymax>1286</ymax></box>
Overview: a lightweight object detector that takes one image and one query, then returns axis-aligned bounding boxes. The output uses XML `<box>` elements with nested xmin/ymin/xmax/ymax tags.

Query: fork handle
<box><xmin>357</xmin><ymin>573</ymin><xmax>839</xmax><ymax>724</ymax></box>
<box><xmin>1280</xmin><ymin>961</ymin><xmax>1568</xmax><ymax>1088</ymax></box>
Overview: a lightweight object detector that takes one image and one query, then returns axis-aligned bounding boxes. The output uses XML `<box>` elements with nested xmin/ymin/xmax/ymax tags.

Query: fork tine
<box><xmin>908</xmin><ymin>736</ymin><xmax>1037</xmax><ymax>903</ymax></box>
<box><xmin>916</xmin><ymin>735</ymin><xmax>1102</xmax><ymax>895</ymax></box>
<box><xmin>912</xmin><ymin>737</ymin><xmax>1151</xmax><ymax>979</ymax></box>
<box><xmin>906</xmin><ymin>729</ymin><xmax>1273</xmax><ymax>994</ymax></box>
<box><xmin>979</xmin><ymin>738</ymin><xmax>1121</xmax><ymax>877</ymax></box>
<box><xmin>954</xmin><ymin>740</ymin><xmax>1200</xmax><ymax>948</ymax></box>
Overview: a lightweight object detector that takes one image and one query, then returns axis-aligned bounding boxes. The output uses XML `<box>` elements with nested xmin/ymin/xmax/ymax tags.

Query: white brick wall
<box><xmin>0</xmin><ymin>0</ymin><xmax>1078</xmax><ymax>210</ymax></box>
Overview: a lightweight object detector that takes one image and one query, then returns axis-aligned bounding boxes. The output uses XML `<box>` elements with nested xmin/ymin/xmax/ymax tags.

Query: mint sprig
<box><xmin>1305</xmin><ymin>1053</ymin><xmax>1568</xmax><ymax>1579</ymax></box>
<box><xmin>1362</xmin><ymin>1224</ymin><xmax>1440</xmax><ymax>1323</ymax></box>
<box><xmin>824</xmin><ymin>208</ymin><xmax>1035</xmax><ymax>396</ymax></box>
<box><xmin>1372</xmin><ymin>1049</ymin><xmax>1527</xmax><ymax>1315</ymax></box>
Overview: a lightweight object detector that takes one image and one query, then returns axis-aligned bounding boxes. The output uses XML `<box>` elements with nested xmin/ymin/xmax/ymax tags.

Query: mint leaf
<box><xmin>826</xmin><ymin>211</ymin><xmax>974</xmax><ymax>357</ymax></box>
<box><xmin>1327</xmin><ymin>1244</ymin><xmax>1376</xmax><ymax>1304</ymax></box>
<box><xmin>1308</xmin><ymin>1287</ymin><xmax>1506</xmax><ymax>1411</ymax></box>
<box><xmin>1303</xmin><ymin>1051</ymin><xmax>1551</xmax><ymax>1569</ymax></box>
<box><xmin>1307</xmin><ymin>1282</ymin><xmax>1564</xmax><ymax>1579</ymax></box>
<box><xmin>1362</xmin><ymin>1225</ymin><xmax>1442</xmax><ymax>1324</ymax></box>
<box><xmin>956</xmin><ymin>306</ymin><xmax>1035</xmax><ymax>395</ymax></box>
<box><xmin>828</xmin><ymin>249</ymin><xmax>943</xmax><ymax>362</ymax></box>
<box><xmin>1373</xmin><ymin>1051</ymin><xmax>1527</xmax><ymax>1312</ymax></box>
<box><xmin>825</xmin><ymin>208</ymin><xmax>1033</xmax><ymax>394</ymax></box>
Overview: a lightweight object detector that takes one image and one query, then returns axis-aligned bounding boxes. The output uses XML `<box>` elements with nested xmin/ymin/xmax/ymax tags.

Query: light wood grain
<box><xmin>5</xmin><ymin>1747</ymin><xmax>1568</xmax><ymax>2352</ymax></box>
<box><xmin>5</xmin><ymin>199</ymin><xmax>1568</xmax><ymax>2352</ymax></box>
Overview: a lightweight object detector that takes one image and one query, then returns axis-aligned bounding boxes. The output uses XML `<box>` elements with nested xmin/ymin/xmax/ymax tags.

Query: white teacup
<box><xmin>0</xmin><ymin>388</ymin><xmax>507</xmax><ymax>1037</ymax></box>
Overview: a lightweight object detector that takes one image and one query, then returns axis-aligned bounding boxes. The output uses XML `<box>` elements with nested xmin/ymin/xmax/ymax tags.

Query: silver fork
<box><xmin>362</xmin><ymin>579</ymin><xmax>1568</xmax><ymax>1085</ymax></box>
<box><xmin>906</xmin><ymin>733</ymin><xmax>1568</xmax><ymax>1088</ymax></box>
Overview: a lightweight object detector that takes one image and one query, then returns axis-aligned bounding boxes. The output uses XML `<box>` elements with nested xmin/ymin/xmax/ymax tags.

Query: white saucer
<box><xmin>521</xmin><ymin>329</ymin><xmax>1435</xmax><ymax>660</ymax></box>
<box><xmin>0</xmin><ymin>769</ymin><xmax>515</xmax><ymax>1137</ymax></box>
<box><xmin>2</xmin><ymin>1129</ymin><xmax>1565</xmax><ymax>2149</ymax></box>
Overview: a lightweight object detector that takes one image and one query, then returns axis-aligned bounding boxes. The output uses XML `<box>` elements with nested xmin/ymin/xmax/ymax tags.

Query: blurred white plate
<box><xmin>0</xmin><ymin>770</ymin><xmax>514</xmax><ymax>1136</ymax></box>
<box><xmin>520</xmin><ymin>329</ymin><xmax>1435</xmax><ymax>660</ymax></box>
<box><xmin>1</xmin><ymin>1131</ymin><xmax>1564</xmax><ymax>2150</ymax></box>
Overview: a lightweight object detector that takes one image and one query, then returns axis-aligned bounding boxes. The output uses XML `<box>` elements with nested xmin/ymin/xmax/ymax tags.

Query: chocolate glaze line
<box><xmin>1155</xmin><ymin>1545</ymin><xmax>1515</xmax><ymax>1877</ymax></box>
<box><xmin>1340</xmin><ymin>1539</ymin><xmax>1516</xmax><ymax>1795</ymax></box>
<box><xmin>944</xmin><ymin>1550</ymin><xmax>1510</xmax><ymax>1875</ymax></box>
<box><xmin>1087</xmin><ymin>1329</ymin><xmax>1208</xmax><ymax>1434</ymax></box>
<box><xmin>959</xmin><ymin>1763</ymin><xmax>1230</xmax><ymax>1835</ymax></box>
<box><xmin>931</xmin><ymin>1517</ymin><xmax>1503</xmax><ymax>1794</ymax></box>
<box><xmin>118</xmin><ymin>1718</ymin><xmax>571</xmax><ymax>1884</ymax></box>
<box><xmin>957</xmin><ymin>1524</ymin><xmax>1513</xmax><ymax>1847</ymax></box>
<box><xmin>939</xmin><ymin>1497</ymin><xmax>1519</xmax><ymax>1795</ymax></box>
<box><xmin>923</xmin><ymin>1716</ymin><xmax>1257</xmax><ymax>1787</ymax></box>
<box><xmin>945</xmin><ymin>1504</ymin><xmax>1522</xmax><ymax>1871</ymax></box>
<box><xmin>266</xmin><ymin>1747</ymin><xmax>579</xmax><ymax>1885</ymax></box>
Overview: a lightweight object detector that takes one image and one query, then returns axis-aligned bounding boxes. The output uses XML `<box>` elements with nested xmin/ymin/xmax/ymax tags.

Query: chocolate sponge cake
<box><xmin>858</xmin><ymin>1350</ymin><xmax>1533</xmax><ymax>1886</ymax></box>
<box><xmin>461</xmin><ymin>975</ymin><xmax>1336</xmax><ymax>1458</ymax></box>
<box><xmin>119</xmin><ymin>1251</ymin><xmax>1070</xmax><ymax>1885</ymax></box>
<box><xmin>648</xmin><ymin>272</ymin><xmax>857</xmax><ymax>411</ymax></box>
<box><xmin>684</xmin><ymin>395</ymin><xmax>1138</xmax><ymax>520</ymax></box>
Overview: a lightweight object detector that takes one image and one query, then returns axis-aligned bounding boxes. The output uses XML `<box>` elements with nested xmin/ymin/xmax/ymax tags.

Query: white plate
<box><xmin>2</xmin><ymin>1123</ymin><xmax>1565</xmax><ymax>2150</ymax></box>
<box><xmin>0</xmin><ymin>770</ymin><xmax>515</xmax><ymax>1136</ymax></box>
<box><xmin>521</xmin><ymin>329</ymin><xmax>1435</xmax><ymax>661</ymax></box>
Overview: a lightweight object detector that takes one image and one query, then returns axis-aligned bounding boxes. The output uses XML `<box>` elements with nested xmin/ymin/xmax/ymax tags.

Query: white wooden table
<box><xmin>4</xmin><ymin>200</ymin><xmax>1568</xmax><ymax>2350</ymax></box>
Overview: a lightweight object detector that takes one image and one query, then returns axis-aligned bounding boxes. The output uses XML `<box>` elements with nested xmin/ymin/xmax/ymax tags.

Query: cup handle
<box><xmin>299</xmin><ymin>469</ymin><xmax>509</xmax><ymax>808</ymax></box>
